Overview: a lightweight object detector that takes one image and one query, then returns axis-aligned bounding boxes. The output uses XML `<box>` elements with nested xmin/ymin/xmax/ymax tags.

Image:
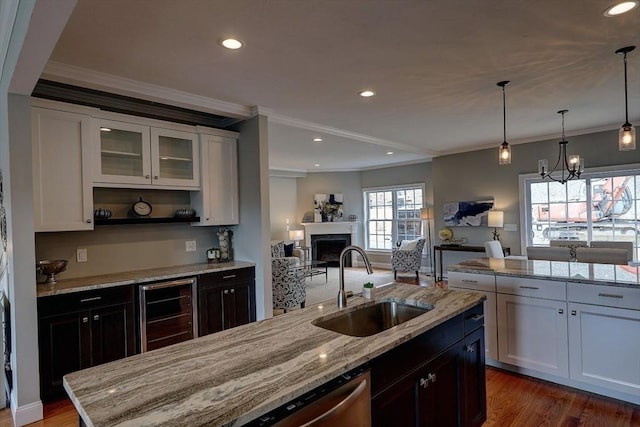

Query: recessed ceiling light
<box><xmin>359</xmin><ymin>90</ymin><xmax>375</xmax><ymax>98</ymax></box>
<box><xmin>604</xmin><ymin>1</ymin><xmax>639</xmax><ymax>16</ymax></box>
<box><xmin>386</xmin><ymin>151</ymin><xmax>394</xmax><ymax>155</ymax></box>
<box><xmin>220</xmin><ymin>38</ymin><xmax>244</xmax><ymax>49</ymax></box>
<box><xmin>313</xmin><ymin>138</ymin><xmax>323</xmax><ymax>142</ymax></box>
<box><xmin>314</xmin><ymin>163</ymin><xmax>320</xmax><ymax>167</ymax></box>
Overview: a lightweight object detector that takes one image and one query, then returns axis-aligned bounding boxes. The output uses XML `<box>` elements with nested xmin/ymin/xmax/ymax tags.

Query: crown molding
<box><xmin>268</xmin><ymin>113</ymin><xmax>436</xmax><ymax>157</ymax></box>
<box><xmin>42</xmin><ymin>60</ymin><xmax>253</xmax><ymax>119</ymax></box>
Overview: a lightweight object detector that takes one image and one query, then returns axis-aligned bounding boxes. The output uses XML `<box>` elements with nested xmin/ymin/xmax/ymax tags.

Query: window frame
<box><xmin>363</xmin><ymin>183</ymin><xmax>426</xmax><ymax>252</ymax></box>
<box><xmin>519</xmin><ymin>163</ymin><xmax>640</xmax><ymax>255</ymax></box>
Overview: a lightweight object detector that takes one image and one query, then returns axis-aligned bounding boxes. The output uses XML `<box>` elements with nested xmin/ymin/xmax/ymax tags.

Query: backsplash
<box><xmin>35</xmin><ymin>223</ymin><xmax>222</xmax><ymax>280</ymax></box>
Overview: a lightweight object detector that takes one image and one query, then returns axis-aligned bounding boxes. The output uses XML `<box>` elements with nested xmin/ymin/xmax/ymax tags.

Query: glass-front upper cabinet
<box><xmin>93</xmin><ymin>119</ymin><xmax>199</xmax><ymax>189</ymax></box>
<box><xmin>151</xmin><ymin>127</ymin><xmax>199</xmax><ymax>188</ymax></box>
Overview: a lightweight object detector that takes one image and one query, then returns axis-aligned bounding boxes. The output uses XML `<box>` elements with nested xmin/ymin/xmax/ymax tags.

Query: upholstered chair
<box><xmin>484</xmin><ymin>240</ymin><xmax>505</xmax><ymax>258</ymax></box>
<box><xmin>575</xmin><ymin>247</ymin><xmax>629</xmax><ymax>265</ymax></box>
<box><xmin>272</xmin><ymin>258</ymin><xmax>306</xmax><ymax>311</ymax></box>
<box><xmin>526</xmin><ymin>246</ymin><xmax>571</xmax><ymax>261</ymax></box>
<box><xmin>391</xmin><ymin>238</ymin><xmax>426</xmax><ymax>279</ymax></box>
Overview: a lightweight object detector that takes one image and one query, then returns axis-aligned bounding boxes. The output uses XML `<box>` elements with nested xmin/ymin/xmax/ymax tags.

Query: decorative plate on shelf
<box><xmin>438</xmin><ymin>227</ymin><xmax>453</xmax><ymax>242</ymax></box>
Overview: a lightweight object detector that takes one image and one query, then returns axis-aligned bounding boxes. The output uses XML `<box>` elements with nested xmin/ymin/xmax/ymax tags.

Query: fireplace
<box><xmin>311</xmin><ymin>234</ymin><xmax>351</xmax><ymax>267</ymax></box>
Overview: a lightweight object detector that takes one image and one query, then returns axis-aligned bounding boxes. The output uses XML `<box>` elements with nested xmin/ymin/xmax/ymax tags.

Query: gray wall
<box><xmin>432</xmin><ymin>129</ymin><xmax>640</xmax><ymax>271</ymax></box>
<box><xmin>269</xmin><ymin>177</ymin><xmax>298</xmax><ymax>241</ymax></box>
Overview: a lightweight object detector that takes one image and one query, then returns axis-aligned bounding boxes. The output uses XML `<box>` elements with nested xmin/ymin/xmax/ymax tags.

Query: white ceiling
<box><xmin>43</xmin><ymin>0</ymin><xmax>640</xmax><ymax>172</ymax></box>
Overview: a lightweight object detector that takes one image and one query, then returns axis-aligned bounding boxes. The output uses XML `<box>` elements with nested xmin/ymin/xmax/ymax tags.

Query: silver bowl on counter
<box><xmin>36</xmin><ymin>259</ymin><xmax>68</xmax><ymax>284</ymax></box>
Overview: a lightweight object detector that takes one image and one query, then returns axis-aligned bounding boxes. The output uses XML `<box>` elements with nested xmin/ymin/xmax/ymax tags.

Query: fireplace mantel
<box><xmin>302</xmin><ymin>222</ymin><xmax>359</xmax><ymax>247</ymax></box>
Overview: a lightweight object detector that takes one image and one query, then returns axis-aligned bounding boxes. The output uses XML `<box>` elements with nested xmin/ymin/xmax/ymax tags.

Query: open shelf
<box><xmin>94</xmin><ymin>216</ymin><xmax>200</xmax><ymax>225</ymax></box>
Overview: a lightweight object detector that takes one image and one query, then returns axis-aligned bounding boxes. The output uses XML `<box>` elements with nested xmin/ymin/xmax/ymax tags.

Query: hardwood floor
<box><xmin>1</xmin><ymin>367</ymin><xmax>637</xmax><ymax>426</ymax></box>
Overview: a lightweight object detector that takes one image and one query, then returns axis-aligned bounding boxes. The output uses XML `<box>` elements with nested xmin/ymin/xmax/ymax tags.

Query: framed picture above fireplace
<box><xmin>314</xmin><ymin>193</ymin><xmax>344</xmax><ymax>222</ymax></box>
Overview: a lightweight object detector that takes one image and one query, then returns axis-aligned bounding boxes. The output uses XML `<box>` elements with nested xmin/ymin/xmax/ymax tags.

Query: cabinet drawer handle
<box><xmin>154</xmin><ymin>175</ymin><xmax>159</xmax><ymax>180</ymax></box>
<box><xmin>420</xmin><ymin>377</ymin><xmax>429</xmax><ymax>388</ymax></box>
<box><xmin>93</xmin><ymin>314</ymin><xmax>99</xmax><ymax>321</ymax></box>
<box><xmin>461</xmin><ymin>279</ymin><xmax>478</xmax><ymax>283</ymax></box>
<box><xmin>145</xmin><ymin>175</ymin><xmax>150</xmax><ymax>179</ymax></box>
<box><xmin>519</xmin><ymin>286</ymin><xmax>539</xmax><ymax>290</ymax></box>
<box><xmin>558</xmin><ymin>309</ymin><xmax>564</xmax><ymax>315</ymax></box>
<box><xmin>80</xmin><ymin>296</ymin><xmax>102</xmax><ymax>303</ymax></box>
<box><xmin>598</xmin><ymin>293</ymin><xmax>623</xmax><ymax>299</ymax></box>
<box><xmin>571</xmin><ymin>310</ymin><xmax>577</xmax><ymax>315</ymax></box>
<box><xmin>82</xmin><ymin>317</ymin><xmax>88</xmax><ymax>323</ymax></box>
<box><xmin>223</xmin><ymin>274</ymin><xmax>236</xmax><ymax>279</ymax></box>
<box><xmin>470</xmin><ymin>314</ymin><xmax>484</xmax><ymax>322</ymax></box>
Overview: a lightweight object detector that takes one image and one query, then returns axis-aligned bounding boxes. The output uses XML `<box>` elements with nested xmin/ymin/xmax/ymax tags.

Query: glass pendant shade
<box><xmin>538</xmin><ymin>159</ymin><xmax>548</xmax><ymax>175</ymax></box>
<box><xmin>619</xmin><ymin>124</ymin><xmax>636</xmax><ymax>151</ymax></box>
<box><xmin>499</xmin><ymin>142</ymin><xmax>511</xmax><ymax>165</ymax></box>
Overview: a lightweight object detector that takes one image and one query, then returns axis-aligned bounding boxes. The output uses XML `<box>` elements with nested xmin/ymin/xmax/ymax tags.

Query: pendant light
<box><xmin>497</xmin><ymin>81</ymin><xmax>511</xmax><ymax>165</ymax></box>
<box><xmin>538</xmin><ymin>110</ymin><xmax>583</xmax><ymax>184</ymax></box>
<box><xmin>616</xmin><ymin>46</ymin><xmax>636</xmax><ymax>151</ymax></box>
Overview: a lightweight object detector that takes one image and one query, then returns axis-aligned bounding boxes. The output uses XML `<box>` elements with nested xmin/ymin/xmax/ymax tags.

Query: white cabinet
<box><xmin>496</xmin><ymin>277</ymin><xmax>569</xmax><ymax>377</ymax></box>
<box><xmin>32</xmin><ymin>106</ymin><xmax>94</xmax><ymax>231</ymax></box>
<box><xmin>568</xmin><ymin>283</ymin><xmax>640</xmax><ymax>396</ymax></box>
<box><xmin>93</xmin><ymin>118</ymin><xmax>200</xmax><ymax>189</ymax></box>
<box><xmin>447</xmin><ymin>271</ymin><xmax>498</xmax><ymax>361</ymax></box>
<box><xmin>191</xmin><ymin>133</ymin><xmax>238</xmax><ymax>226</ymax></box>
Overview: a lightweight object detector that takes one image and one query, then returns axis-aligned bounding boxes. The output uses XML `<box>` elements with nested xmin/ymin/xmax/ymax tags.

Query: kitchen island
<box><xmin>448</xmin><ymin>257</ymin><xmax>640</xmax><ymax>405</ymax></box>
<box><xmin>63</xmin><ymin>282</ymin><xmax>485</xmax><ymax>426</ymax></box>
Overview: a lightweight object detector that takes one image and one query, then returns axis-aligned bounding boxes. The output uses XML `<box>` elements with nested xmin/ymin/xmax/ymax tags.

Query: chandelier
<box><xmin>538</xmin><ymin>110</ymin><xmax>583</xmax><ymax>184</ymax></box>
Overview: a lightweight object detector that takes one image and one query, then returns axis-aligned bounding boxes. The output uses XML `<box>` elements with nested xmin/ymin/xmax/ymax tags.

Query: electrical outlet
<box><xmin>77</xmin><ymin>248</ymin><xmax>88</xmax><ymax>263</ymax></box>
<box><xmin>185</xmin><ymin>240</ymin><xmax>197</xmax><ymax>252</ymax></box>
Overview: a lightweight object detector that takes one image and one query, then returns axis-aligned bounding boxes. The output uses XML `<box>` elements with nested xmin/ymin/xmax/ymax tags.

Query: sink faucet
<box><xmin>338</xmin><ymin>245</ymin><xmax>373</xmax><ymax>308</ymax></box>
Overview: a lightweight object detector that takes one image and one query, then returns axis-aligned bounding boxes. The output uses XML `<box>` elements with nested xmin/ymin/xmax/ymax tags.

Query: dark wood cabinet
<box><xmin>370</xmin><ymin>303</ymin><xmax>486</xmax><ymax>427</ymax></box>
<box><xmin>37</xmin><ymin>286</ymin><xmax>135</xmax><ymax>401</ymax></box>
<box><xmin>198</xmin><ymin>267</ymin><xmax>255</xmax><ymax>336</ymax></box>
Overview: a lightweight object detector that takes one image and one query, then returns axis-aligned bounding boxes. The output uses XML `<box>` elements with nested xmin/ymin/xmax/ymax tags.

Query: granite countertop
<box><xmin>63</xmin><ymin>283</ymin><xmax>484</xmax><ymax>427</ymax></box>
<box><xmin>449</xmin><ymin>257</ymin><xmax>640</xmax><ymax>289</ymax></box>
<box><xmin>37</xmin><ymin>261</ymin><xmax>256</xmax><ymax>297</ymax></box>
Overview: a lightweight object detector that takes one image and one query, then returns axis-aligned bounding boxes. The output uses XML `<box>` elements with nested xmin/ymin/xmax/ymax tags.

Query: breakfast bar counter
<box><xmin>63</xmin><ymin>283</ymin><xmax>485</xmax><ymax>426</ymax></box>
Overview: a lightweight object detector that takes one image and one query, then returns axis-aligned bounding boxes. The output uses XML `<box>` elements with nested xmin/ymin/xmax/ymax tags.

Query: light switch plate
<box><xmin>185</xmin><ymin>240</ymin><xmax>197</xmax><ymax>252</ymax></box>
<box><xmin>504</xmin><ymin>223</ymin><xmax>518</xmax><ymax>232</ymax></box>
<box><xmin>77</xmin><ymin>248</ymin><xmax>88</xmax><ymax>263</ymax></box>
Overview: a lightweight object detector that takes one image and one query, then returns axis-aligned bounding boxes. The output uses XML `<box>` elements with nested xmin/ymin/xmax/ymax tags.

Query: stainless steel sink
<box><xmin>312</xmin><ymin>300</ymin><xmax>433</xmax><ymax>337</ymax></box>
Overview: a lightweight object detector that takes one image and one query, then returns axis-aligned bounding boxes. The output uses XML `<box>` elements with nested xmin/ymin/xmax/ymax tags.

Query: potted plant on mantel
<box><xmin>362</xmin><ymin>282</ymin><xmax>375</xmax><ymax>299</ymax></box>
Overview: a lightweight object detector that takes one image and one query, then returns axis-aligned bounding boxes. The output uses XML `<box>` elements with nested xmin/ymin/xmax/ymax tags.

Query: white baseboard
<box><xmin>10</xmin><ymin>395</ymin><xmax>43</xmax><ymax>427</ymax></box>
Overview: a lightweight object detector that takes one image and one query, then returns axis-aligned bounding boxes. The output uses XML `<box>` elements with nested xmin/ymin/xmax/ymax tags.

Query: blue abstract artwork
<box><xmin>443</xmin><ymin>200</ymin><xmax>494</xmax><ymax>226</ymax></box>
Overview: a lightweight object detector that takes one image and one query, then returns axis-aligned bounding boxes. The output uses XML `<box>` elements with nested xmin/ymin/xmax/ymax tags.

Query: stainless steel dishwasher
<box><xmin>246</xmin><ymin>366</ymin><xmax>371</xmax><ymax>426</ymax></box>
<box><xmin>139</xmin><ymin>277</ymin><xmax>198</xmax><ymax>352</ymax></box>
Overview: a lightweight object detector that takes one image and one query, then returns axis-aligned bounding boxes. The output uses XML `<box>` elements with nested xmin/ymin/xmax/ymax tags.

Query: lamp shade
<box><xmin>420</xmin><ymin>207</ymin><xmax>432</xmax><ymax>220</ymax></box>
<box><xmin>488</xmin><ymin>211</ymin><xmax>504</xmax><ymax>228</ymax></box>
<box><xmin>289</xmin><ymin>229</ymin><xmax>304</xmax><ymax>241</ymax></box>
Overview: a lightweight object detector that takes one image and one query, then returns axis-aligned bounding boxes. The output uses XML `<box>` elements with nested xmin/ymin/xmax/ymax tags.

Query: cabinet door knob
<box><xmin>224</xmin><ymin>290</ymin><xmax>229</xmax><ymax>294</ymax></box>
<box><xmin>558</xmin><ymin>309</ymin><xmax>564</xmax><ymax>315</ymax></box>
<box><xmin>93</xmin><ymin>314</ymin><xmax>100</xmax><ymax>321</ymax></box>
<box><xmin>145</xmin><ymin>175</ymin><xmax>150</xmax><ymax>179</ymax></box>
<box><xmin>428</xmin><ymin>373</ymin><xmax>437</xmax><ymax>383</ymax></box>
<box><xmin>82</xmin><ymin>317</ymin><xmax>88</xmax><ymax>323</ymax></box>
<box><xmin>86</xmin><ymin>219</ymin><xmax>92</xmax><ymax>223</ymax></box>
<box><xmin>466</xmin><ymin>345</ymin><xmax>475</xmax><ymax>353</ymax></box>
<box><xmin>154</xmin><ymin>175</ymin><xmax>159</xmax><ymax>180</ymax></box>
<box><xmin>571</xmin><ymin>310</ymin><xmax>577</xmax><ymax>316</ymax></box>
<box><xmin>419</xmin><ymin>377</ymin><xmax>429</xmax><ymax>388</ymax></box>
<box><xmin>230</xmin><ymin>289</ymin><xmax>235</xmax><ymax>294</ymax></box>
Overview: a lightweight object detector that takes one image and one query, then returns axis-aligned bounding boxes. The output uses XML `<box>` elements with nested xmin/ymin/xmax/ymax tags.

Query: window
<box><xmin>364</xmin><ymin>185</ymin><xmax>424</xmax><ymax>250</ymax></box>
<box><xmin>522</xmin><ymin>167</ymin><xmax>640</xmax><ymax>258</ymax></box>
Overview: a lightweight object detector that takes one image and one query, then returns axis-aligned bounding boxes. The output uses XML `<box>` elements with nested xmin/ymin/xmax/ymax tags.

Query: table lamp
<box><xmin>488</xmin><ymin>210</ymin><xmax>504</xmax><ymax>241</ymax></box>
<box><xmin>289</xmin><ymin>229</ymin><xmax>304</xmax><ymax>247</ymax></box>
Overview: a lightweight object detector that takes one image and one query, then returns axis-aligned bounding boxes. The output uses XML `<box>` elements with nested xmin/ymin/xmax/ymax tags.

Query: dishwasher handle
<box><xmin>302</xmin><ymin>373</ymin><xmax>370</xmax><ymax>427</ymax></box>
<box><xmin>141</xmin><ymin>277</ymin><xmax>196</xmax><ymax>291</ymax></box>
